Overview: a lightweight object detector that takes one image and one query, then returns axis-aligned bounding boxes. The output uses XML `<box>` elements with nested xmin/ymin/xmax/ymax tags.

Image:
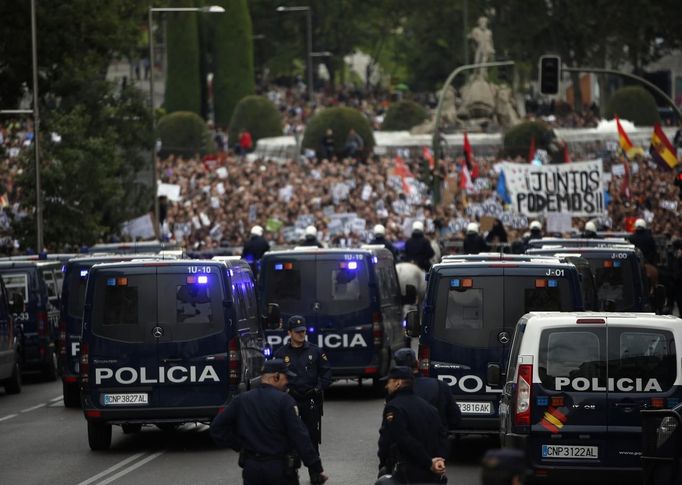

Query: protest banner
<box><xmin>499</xmin><ymin>160</ymin><xmax>605</xmax><ymax>217</ymax></box>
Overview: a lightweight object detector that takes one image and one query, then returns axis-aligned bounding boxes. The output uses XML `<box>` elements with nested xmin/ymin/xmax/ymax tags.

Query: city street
<box><xmin>0</xmin><ymin>376</ymin><xmax>486</xmax><ymax>485</ymax></box>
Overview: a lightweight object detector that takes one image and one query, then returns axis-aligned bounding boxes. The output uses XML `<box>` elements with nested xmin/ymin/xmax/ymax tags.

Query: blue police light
<box><xmin>61</xmin><ymin>265</ymin><xmax>66</xmax><ymax>273</ymax></box>
<box><xmin>613</xmin><ymin>260</ymin><xmax>622</xmax><ymax>268</ymax></box>
<box><xmin>347</xmin><ymin>261</ymin><xmax>358</xmax><ymax>270</ymax></box>
<box><xmin>450</xmin><ymin>279</ymin><xmax>461</xmax><ymax>288</ymax></box>
<box><xmin>372</xmin><ymin>256</ymin><xmax>378</xmax><ymax>264</ymax></box>
<box><xmin>80</xmin><ymin>269</ymin><xmax>89</xmax><ymax>278</ymax></box>
<box><xmin>402</xmin><ymin>319</ymin><xmax>407</xmax><ymax>328</ymax></box>
<box><xmin>197</xmin><ymin>275</ymin><xmax>208</xmax><ymax>284</ymax></box>
<box><xmin>548</xmin><ymin>279</ymin><xmax>558</xmax><ymax>288</ymax></box>
<box><xmin>274</xmin><ymin>263</ymin><xmax>284</xmax><ymax>271</ymax></box>
<box><xmin>264</xmin><ymin>347</ymin><xmax>272</xmax><ymax>357</ymax></box>
<box><xmin>536</xmin><ymin>396</ymin><xmax>549</xmax><ymax>406</ymax></box>
<box><xmin>308</xmin><ymin>327</ymin><xmax>315</xmax><ymax>334</ymax></box>
<box><xmin>106</xmin><ymin>278</ymin><xmax>116</xmax><ymax>286</ymax></box>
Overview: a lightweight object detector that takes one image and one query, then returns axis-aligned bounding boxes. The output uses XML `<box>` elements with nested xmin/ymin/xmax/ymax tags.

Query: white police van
<box><xmin>80</xmin><ymin>259</ymin><xmax>267</xmax><ymax>450</ymax></box>
<box><xmin>498</xmin><ymin>312</ymin><xmax>682</xmax><ymax>481</ymax></box>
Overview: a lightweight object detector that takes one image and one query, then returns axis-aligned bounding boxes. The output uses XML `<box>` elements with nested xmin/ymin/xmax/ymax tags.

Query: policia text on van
<box><xmin>80</xmin><ymin>259</ymin><xmax>267</xmax><ymax>450</ymax></box>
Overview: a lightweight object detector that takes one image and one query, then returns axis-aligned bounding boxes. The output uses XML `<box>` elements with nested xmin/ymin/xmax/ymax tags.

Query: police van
<box><xmin>527</xmin><ymin>245</ymin><xmax>652</xmax><ymax>312</ymax></box>
<box><xmin>59</xmin><ymin>254</ymin><xmax>179</xmax><ymax>407</ymax></box>
<box><xmin>406</xmin><ymin>255</ymin><xmax>584</xmax><ymax>434</ymax></box>
<box><xmin>258</xmin><ymin>247</ymin><xmax>412</xmax><ymax>384</ymax></box>
<box><xmin>498</xmin><ymin>312</ymin><xmax>682</xmax><ymax>481</ymax></box>
<box><xmin>87</xmin><ymin>241</ymin><xmax>183</xmax><ymax>255</ymax></box>
<box><xmin>80</xmin><ymin>259</ymin><xmax>266</xmax><ymax>450</ymax></box>
<box><xmin>0</xmin><ymin>260</ymin><xmax>63</xmax><ymax>380</ymax></box>
<box><xmin>0</xmin><ymin>275</ymin><xmax>22</xmax><ymax>394</ymax></box>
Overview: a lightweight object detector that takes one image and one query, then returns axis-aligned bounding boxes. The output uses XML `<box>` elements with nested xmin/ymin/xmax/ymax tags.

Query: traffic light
<box><xmin>539</xmin><ymin>55</ymin><xmax>561</xmax><ymax>95</ymax></box>
<box><xmin>674</xmin><ymin>165</ymin><xmax>682</xmax><ymax>199</ymax></box>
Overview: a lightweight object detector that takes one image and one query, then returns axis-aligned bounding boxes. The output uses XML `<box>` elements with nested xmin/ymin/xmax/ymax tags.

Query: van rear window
<box><xmin>3</xmin><ymin>273</ymin><xmax>29</xmax><ymax>303</ymax></box>
<box><xmin>176</xmin><ymin>284</ymin><xmax>212</xmax><ymax>324</ymax></box>
<box><xmin>592</xmin><ymin>259</ymin><xmax>636</xmax><ymax>310</ymax></box>
<box><xmin>66</xmin><ymin>270</ymin><xmax>87</xmax><ymax>318</ymax></box>
<box><xmin>102</xmin><ymin>286</ymin><xmax>139</xmax><ymax>326</ymax></box>
<box><xmin>524</xmin><ymin>287</ymin><xmax>561</xmax><ymax>311</ymax></box>
<box><xmin>609</xmin><ymin>329</ymin><xmax>676</xmax><ymax>392</ymax></box>
<box><xmin>445</xmin><ymin>289</ymin><xmax>483</xmax><ymax>330</ymax></box>
<box><xmin>540</xmin><ymin>329</ymin><xmax>605</xmax><ymax>391</ymax></box>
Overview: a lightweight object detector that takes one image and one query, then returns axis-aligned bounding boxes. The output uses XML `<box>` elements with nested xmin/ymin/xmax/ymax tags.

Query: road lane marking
<box><xmin>75</xmin><ymin>452</ymin><xmax>146</xmax><ymax>485</ymax></box>
<box><xmin>50</xmin><ymin>395</ymin><xmax>64</xmax><ymax>402</ymax></box>
<box><xmin>0</xmin><ymin>414</ymin><xmax>17</xmax><ymax>422</ymax></box>
<box><xmin>49</xmin><ymin>400</ymin><xmax>63</xmax><ymax>407</ymax></box>
<box><xmin>20</xmin><ymin>403</ymin><xmax>46</xmax><ymax>413</ymax></box>
<box><xmin>95</xmin><ymin>451</ymin><xmax>165</xmax><ymax>485</ymax></box>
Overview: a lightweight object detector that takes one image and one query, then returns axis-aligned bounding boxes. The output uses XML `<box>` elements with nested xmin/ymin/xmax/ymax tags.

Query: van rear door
<box><xmin>89</xmin><ymin>267</ymin><xmax>159</xmax><ymax>408</ymax></box>
<box><xmin>155</xmin><ymin>264</ymin><xmax>229</xmax><ymax>408</ymax></box>
<box><xmin>532</xmin><ymin>326</ymin><xmax>607</xmax><ymax>469</ymax></box>
<box><xmin>606</xmin><ymin>325</ymin><xmax>678</xmax><ymax>468</ymax></box>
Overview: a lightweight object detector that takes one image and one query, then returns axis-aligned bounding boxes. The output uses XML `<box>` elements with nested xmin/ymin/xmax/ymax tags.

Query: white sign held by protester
<box><xmin>157</xmin><ymin>183</ymin><xmax>182</xmax><ymax>202</ymax></box>
<box><xmin>121</xmin><ymin>213</ymin><xmax>156</xmax><ymax>239</ymax></box>
<box><xmin>499</xmin><ymin>159</ymin><xmax>605</xmax><ymax>217</ymax></box>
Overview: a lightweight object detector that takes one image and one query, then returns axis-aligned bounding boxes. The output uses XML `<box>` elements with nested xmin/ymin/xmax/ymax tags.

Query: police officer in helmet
<box><xmin>404</xmin><ymin>221</ymin><xmax>435</xmax><ymax>271</ymax></box>
<box><xmin>242</xmin><ymin>225</ymin><xmax>270</xmax><ymax>272</ymax></box>
<box><xmin>370</xmin><ymin>224</ymin><xmax>397</xmax><ymax>258</ymax></box>
<box><xmin>581</xmin><ymin>221</ymin><xmax>600</xmax><ymax>239</ymax></box>
<box><xmin>393</xmin><ymin>348</ymin><xmax>461</xmax><ymax>433</ymax></box>
<box><xmin>629</xmin><ymin>218</ymin><xmax>659</xmax><ymax>266</ymax></box>
<box><xmin>210</xmin><ymin>359</ymin><xmax>329</xmax><ymax>485</ymax></box>
<box><xmin>275</xmin><ymin>316</ymin><xmax>332</xmax><ymax>476</ymax></box>
<box><xmin>300</xmin><ymin>225</ymin><xmax>324</xmax><ymax>248</ymax></box>
<box><xmin>462</xmin><ymin>222</ymin><xmax>489</xmax><ymax>255</ymax></box>
<box><xmin>378</xmin><ymin>366</ymin><xmax>448</xmax><ymax>483</ymax></box>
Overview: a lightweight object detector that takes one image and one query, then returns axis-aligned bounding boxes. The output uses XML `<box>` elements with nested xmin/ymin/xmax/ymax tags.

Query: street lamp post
<box><xmin>31</xmin><ymin>0</ymin><xmax>43</xmax><ymax>253</ymax></box>
<box><xmin>147</xmin><ymin>5</ymin><xmax>225</xmax><ymax>238</ymax></box>
<box><xmin>276</xmin><ymin>6</ymin><xmax>313</xmax><ymax>101</ymax></box>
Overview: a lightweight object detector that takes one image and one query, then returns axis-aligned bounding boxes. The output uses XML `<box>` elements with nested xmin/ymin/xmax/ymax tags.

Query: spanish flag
<box><xmin>615</xmin><ymin>115</ymin><xmax>645</xmax><ymax>158</ymax></box>
<box><xmin>650</xmin><ymin>123</ymin><xmax>679</xmax><ymax>171</ymax></box>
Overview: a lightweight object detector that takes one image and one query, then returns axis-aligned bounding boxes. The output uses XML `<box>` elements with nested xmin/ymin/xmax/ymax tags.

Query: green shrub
<box><xmin>163</xmin><ymin>12</ymin><xmax>202</xmax><ymax>115</ymax></box>
<box><xmin>381</xmin><ymin>100</ymin><xmax>429</xmax><ymax>131</ymax></box>
<box><xmin>228</xmin><ymin>96</ymin><xmax>282</xmax><ymax>146</ymax></box>
<box><xmin>503</xmin><ymin>120</ymin><xmax>553</xmax><ymax>159</ymax></box>
<box><xmin>157</xmin><ymin>111</ymin><xmax>215</xmax><ymax>158</ymax></box>
<box><xmin>605</xmin><ymin>86</ymin><xmax>660</xmax><ymax>125</ymax></box>
<box><xmin>302</xmin><ymin>107</ymin><xmax>375</xmax><ymax>158</ymax></box>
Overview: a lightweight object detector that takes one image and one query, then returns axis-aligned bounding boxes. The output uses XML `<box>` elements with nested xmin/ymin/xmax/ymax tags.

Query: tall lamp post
<box><xmin>276</xmin><ymin>6</ymin><xmax>313</xmax><ymax>101</ymax></box>
<box><xmin>30</xmin><ymin>0</ymin><xmax>42</xmax><ymax>253</ymax></box>
<box><xmin>147</xmin><ymin>5</ymin><xmax>225</xmax><ymax>238</ymax></box>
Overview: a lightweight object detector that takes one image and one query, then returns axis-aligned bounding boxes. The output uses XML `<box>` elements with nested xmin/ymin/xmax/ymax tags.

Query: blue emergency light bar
<box><xmin>548</xmin><ymin>279</ymin><xmax>558</xmax><ymax>288</ymax></box>
<box><xmin>80</xmin><ymin>269</ymin><xmax>89</xmax><ymax>278</ymax></box>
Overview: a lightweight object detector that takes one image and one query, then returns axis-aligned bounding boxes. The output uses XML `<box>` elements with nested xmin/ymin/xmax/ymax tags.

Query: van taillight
<box><xmin>418</xmin><ymin>345</ymin><xmax>430</xmax><ymax>376</ymax></box>
<box><xmin>80</xmin><ymin>343</ymin><xmax>89</xmax><ymax>385</ymax></box>
<box><xmin>58</xmin><ymin>319</ymin><xmax>67</xmax><ymax>356</ymax></box>
<box><xmin>228</xmin><ymin>338</ymin><xmax>241</xmax><ymax>385</ymax></box>
<box><xmin>372</xmin><ymin>312</ymin><xmax>383</xmax><ymax>346</ymax></box>
<box><xmin>514</xmin><ymin>364</ymin><xmax>533</xmax><ymax>426</ymax></box>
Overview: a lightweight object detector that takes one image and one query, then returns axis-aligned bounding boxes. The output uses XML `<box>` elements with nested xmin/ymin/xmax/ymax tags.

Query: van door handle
<box><xmin>162</xmin><ymin>358</ymin><xmax>183</xmax><ymax>364</ymax></box>
<box><xmin>613</xmin><ymin>402</ymin><xmax>640</xmax><ymax>408</ymax></box>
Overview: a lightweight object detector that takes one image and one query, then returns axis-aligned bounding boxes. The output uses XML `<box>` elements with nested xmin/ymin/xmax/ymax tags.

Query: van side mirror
<box><xmin>402</xmin><ymin>284</ymin><xmax>417</xmax><ymax>305</ymax></box>
<box><xmin>404</xmin><ymin>310</ymin><xmax>420</xmax><ymax>338</ymax></box>
<box><xmin>653</xmin><ymin>284</ymin><xmax>666</xmax><ymax>314</ymax></box>
<box><xmin>487</xmin><ymin>363</ymin><xmax>501</xmax><ymax>387</ymax></box>
<box><xmin>264</xmin><ymin>303</ymin><xmax>281</xmax><ymax>330</ymax></box>
<box><xmin>10</xmin><ymin>294</ymin><xmax>24</xmax><ymax>314</ymax></box>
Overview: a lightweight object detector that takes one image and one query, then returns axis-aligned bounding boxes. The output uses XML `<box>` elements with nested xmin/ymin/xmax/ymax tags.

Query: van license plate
<box><xmin>542</xmin><ymin>445</ymin><xmax>598</xmax><ymax>459</ymax></box>
<box><xmin>456</xmin><ymin>401</ymin><xmax>492</xmax><ymax>414</ymax></box>
<box><xmin>103</xmin><ymin>393</ymin><xmax>148</xmax><ymax>406</ymax></box>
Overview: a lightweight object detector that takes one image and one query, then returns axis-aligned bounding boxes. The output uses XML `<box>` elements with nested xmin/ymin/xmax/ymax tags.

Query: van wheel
<box><xmin>4</xmin><ymin>361</ymin><xmax>22</xmax><ymax>395</ymax></box>
<box><xmin>63</xmin><ymin>381</ymin><xmax>80</xmax><ymax>408</ymax></box>
<box><xmin>88</xmin><ymin>421</ymin><xmax>112</xmax><ymax>450</ymax></box>
<box><xmin>43</xmin><ymin>348</ymin><xmax>58</xmax><ymax>382</ymax></box>
<box><xmin>122</xmin><ymin>424</ymin><xmax>142</xmax><ymax>434</ymax></box>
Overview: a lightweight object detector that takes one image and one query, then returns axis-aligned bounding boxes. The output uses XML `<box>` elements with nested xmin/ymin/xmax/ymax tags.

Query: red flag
<box><xmin>650</xmin><ymin>122</ymin><xmax>679</xmax><ymax>171</ymax></box>
<box><xmin>616</xmin><ymin>115</ymin><xmax>644</xmax><ymax>158</ymax></box>
<box><xmin>624</xmin><ymin>216</ymin><xmax>638</xmax><ymax>233</ymax></box>
<box><xmin>463</xmin><ymin>132</ymin><xmax>479</xmax><ymax>178</ymax></box>
<box><xmin>528</xmin><ymin>136</ymin><xmax>536</xmax><ymax>162</ymax></box>
<box><xmin>459</xmin><ymin>159</ymin><xmax>473</xmax><ymax>192</ymax></box>
<box><xmin>563</xmin><ymin>141</ymin><xmax>571</xmax><ymax>163</ymax></box>
<box><xmin>394</xmin><ymin>155</ymin><xmax>413</xmax><ymax>193</ymax></box>
<box><xmin>422</xmin><ymin>146</ymin><xmax>435</xmax><ymax>170</ymax></box>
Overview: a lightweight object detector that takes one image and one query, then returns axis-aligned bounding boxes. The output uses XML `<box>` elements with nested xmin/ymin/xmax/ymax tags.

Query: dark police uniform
<box><xmin>275</xmin><ymin>316</ymin><xmax>333</xmax><ymax>454</ymax></box>
<box><xmin>404</xmin><ymin>231</ymin><xmax>435</xmax><ymax>271</ymax></box>
<box><xmin>210</xmin><ymin>359</ymin><xmax>325</xmax><ymax>485</ymax></box>
<box><xmin>378</xmin><ymin>367</ymin><xmax>448</xmax><ymax>484</ymax></box>
<box><xmin>463</xmin><ymin>232</ymin><xmax>489</xmax><ymax>255</ymax></box>
<box><xmin>300</xmin><ymin>235</ymin><xmax>324</xmax><ymax>248</ymax></box>
<box><xmin>630</xmin><ymin>227</ymin><xmax>659</xmax><ymax>265</ymax></box>
<box><xmin>394</xmin><ymin>348</ymin><xmax>461</xmax><ymax>431</ymax></box>
<box><xmin>370</xmin><ymin>235</ymin><xmax>398</xmax><ymax>259</ymax></box>
<box><xmin>241</xmin><ymin>235</ymin><xmax>270</xmax><ymax>263</ymax></box>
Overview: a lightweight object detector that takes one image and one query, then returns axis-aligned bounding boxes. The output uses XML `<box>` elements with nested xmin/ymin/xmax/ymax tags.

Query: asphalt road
<box><xmin>0</xmin><ymin>375</ymin><xmax>486</xmax><ymax>485</ymax></box>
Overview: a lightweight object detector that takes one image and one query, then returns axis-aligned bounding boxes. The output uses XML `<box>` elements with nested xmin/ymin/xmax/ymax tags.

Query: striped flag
<box><xmin>650</xmin><ymin>123</ymin><xmax>679</xmax><ymax>171</ymax></box>
<box><xmin>422</xmin><ymin>146</ymin><xmax>435</xmax><ymax>170</ymax></box>
<box><xmin>615</xmin><ymin>115</ymin><xmax>644</xmax><ymax>159</ymax></box>
<box><xmin>394</xmin><ymin>155</ymin><xmax>413</xmax><ymax>194</ymax></box>
<box><xmin>540</xmin><ymin>406</ymin><xmax>568</xmax><ymax>433</ymax></box>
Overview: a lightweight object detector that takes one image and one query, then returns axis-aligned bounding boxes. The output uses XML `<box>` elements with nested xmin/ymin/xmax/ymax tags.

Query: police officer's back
<box><xmin>242</xmin><ymin>225</ymin><xmax>270</xmax><ymax>263</ymax></box>
<box><xmin>462</xmin><ymin>222</ymin><xmax>489</xmax><ymax>255</ymax></box>
<box><xmin>370</xmin><ymin>224</ymin><xmax>397</xmax><ymax>258</ymax></box>
<box><xmin>275</xmin><ymin>316</ymin><xmax>332</xmax><ymax>459</ymax></box>
<box><xmin>300</xmin><ymin>225</ymin><xmax>324</xmax><ymax>248</ymax></box>
<box><xmin>393</xmin><ymin>348</ymin><xmax>461</xmax><ymax>432</ymax></box>
<box><xmin>404</xmin><ymin>221</ymin><xmax>435</xmax><ymax>272</ymax></box>
<box><xmin>210</xmin><ymin>359</ymin><xmax>328</xmax><ymax>484</ymax></box>
<box><xmin>378</xmin><ymin>366</ymin><xmax>448</xmax><ymax>483</ymax></box>
<box><xmin>581</xmin><ymin>221</ymin><xmax>601</xmax><ymax>239</ymax></box>
<box><xmin>629</xmin><ymin>218</ymin><xmax>659</xmax><ymax>265</ymax></box>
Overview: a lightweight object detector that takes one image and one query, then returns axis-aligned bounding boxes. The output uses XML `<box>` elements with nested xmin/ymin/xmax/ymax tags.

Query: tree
<box><xmin>211</xmin><ymin>0</ymin><xmax>255</xmax><ymax>125</ymax></box>
<box><xmin>163</xmin><ymin>11</ymin><xmax>202</xmax><ymax>114</ymax></box>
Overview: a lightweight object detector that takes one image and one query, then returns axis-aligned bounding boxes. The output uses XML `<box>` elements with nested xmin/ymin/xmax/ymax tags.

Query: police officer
<box><xmin>481</xmin><ymin>449</ymin><xmax>526</xmax><ymax>485</ymax></box>
<box><xmin>210</xmin><ymin>359</ymin><xmax>328</xmax><ymax>485</ymax></box>
<box><xmin>629</xmin><ymin>218</ymin><xmax>659</xmax><ymax>266</ymax></box>
<box><xmin>370</xmin><ymin>224</ymin><xmax>397</xmax><ymax>258</ymax></box>
<box><xmin>404</xmin><ymin>221</ymin><xmax>435</xmax><ymax>271</ymax></box>
<box><xmin>463</xmin><ymin>222</ymin><xmax>489</xmax><ymax>255</ymax></box>
<box><xmin>300</xmin><ymin>225</ymin><xmax>324</xmax><ymax>248</ymax></box>
<box><xmin>393</xmin><ymin>348</ymin><xmax>461</xmax><ymax>432</ymax></box>
<box><xmin>378</xmin><ymin>366</ymin><xmax>448</xmax><ymax>483</ymax></box>
<box><xmin>581</xmin><ymin>221</ymin><xmax>600</xmax><ymax>239</ymax></box>
<box><xmin>275</xmin><ymin>316</ymin><xmax>332</xmax><ymax>460</ymax></box>
<box><xmin>242</xmin><ymin>225</ymin><xmax>270</xmax><ymax>269</ymax></box>
<box><xmin>527</xmin><ymin>220</ymin><xmax>543</xmax><ymax>241</ymax></box>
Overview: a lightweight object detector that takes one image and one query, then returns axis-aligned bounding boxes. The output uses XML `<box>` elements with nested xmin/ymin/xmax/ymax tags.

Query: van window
<box><xmin>316</xmin><ymin>260</ymin><xmax>370</xmax><ymax>314</ymax></box>
<box><xmin>609</xmin><ymin>328</ymin><xmax>676</xmax><ymax>392</ymax></box>
<box><xmin>66</xmin><ymin>269</ymin><xmax>88</xmax><ymax>318</ymax></box>
<box><xmin>3</xmin><ymin>273</ymin><xmax>29</xmax><ymax>303</ymax></box>
<box><xmin>446</xmin><ymin>289</ymin><xmax>483</xmax><ymax>330</ymax></box>
<box><xmin>43</xmin><ymin>270</ymin><xmax>58</xmax><ymax>301</ymax></box>
<box><xmin>593</xmin><ymin>259</ymin><xmax>636</xmax><ymax>310</ymax></box>
<box><xmin>176</xmin><ymin>284</ymin><xmax>212</xmax><ymax>324</ymax></box>
<box><xmin>539</xmin><ymin>329</ymin><xmax>605</xmax><ymax>390</ymax></box>
<box><xmin>54</xmin><ymin>271</ymin><xmax>64</xmax><ymax>293</ymax></box>
<box><xmin>92</xmin><ymin>274</ymin><xmax>155</xmax><ymax>342</ymax></box>
<box><xmin>506</xmin><ymin>322</ymin><xmax>527</xmax><ymax>383</ymax></box>
<box><xmin>103</xmin><ymin>286</ymin><xmax>140</xmax><ymax>326</ymax></box>
<box><xmin>265</xmin><ymin>262</ymin><xmax>309</xmax><ymax>302</ymax></box>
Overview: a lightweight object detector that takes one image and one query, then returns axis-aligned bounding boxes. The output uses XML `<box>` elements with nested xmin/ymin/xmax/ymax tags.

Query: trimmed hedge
<box><xmin>157</xmin><ymin>111</ymin><xmax>215</xmax><ymax>158</ymax></box>
<box><xmin>503</xmin><ymin>120</ymin><xmax>553</xmax><ymax>159</ymax></box>
<box><xmin>228</xmin><ymin>96</ymin><xmax>282</xmax><ymax>145</ymax></box>
<box><xmin>605</xmin><ymin>86</ymin><xmax>660</xmax><ymax>126</ymax></box>
<box><xmin>381</xmin><ymin>100</ymin><xmax>429</xmax><ymax>131</ymax></box>
<box><xmin>302</xmin><ymin>107</ymin><xmax>375</xmax><ymax>158</ymax></box>
<box><xmin>163</xmin><ymin>12</ymin><xmax>202</xmax><ymax>115</ymax></box>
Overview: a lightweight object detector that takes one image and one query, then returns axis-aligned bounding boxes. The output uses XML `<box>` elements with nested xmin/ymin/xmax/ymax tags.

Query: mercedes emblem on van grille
<box><xmin>152</xmin><ymin>326</ymin><xmax>164</xmax><ymax>338</ymax></box>
<box><xmin>497</xmin><ymin>331</ymin><xmax>510</xmax><ymax>344</ymax></box>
